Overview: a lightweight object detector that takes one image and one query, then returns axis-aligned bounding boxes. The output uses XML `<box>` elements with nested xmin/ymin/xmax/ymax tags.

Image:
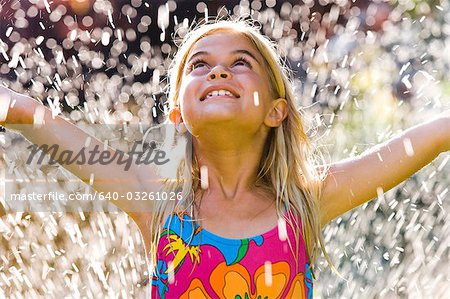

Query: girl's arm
<box><xmin>0</xmin><ymin>86</ymin><xmax>159</xmax><ymax>248</ymax></box>
<box><xmin>319</xmin><ymin>113</ymin><xmax>450</xmax><ymax>227</ymax></box>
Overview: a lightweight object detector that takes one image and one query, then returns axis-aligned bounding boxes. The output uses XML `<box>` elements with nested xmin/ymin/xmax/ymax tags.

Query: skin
<box><xmin>1</xmin><ymin>29</ymin><xmax>449</xmax><ymax>255</ymax></box>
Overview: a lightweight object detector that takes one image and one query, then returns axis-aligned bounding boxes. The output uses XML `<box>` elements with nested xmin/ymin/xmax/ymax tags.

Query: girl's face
<box><xmin>177</xmin><ymin>30</ymin><xmax>281</xmax><ymax>137</ymax></box>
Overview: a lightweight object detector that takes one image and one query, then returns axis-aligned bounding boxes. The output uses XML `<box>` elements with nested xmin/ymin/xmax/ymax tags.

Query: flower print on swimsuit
<box><xmin>153</xmin><ymin>212</ymin><xmax>265</xmax><ymax>298</ymax></box>
<box><xmin>180</xmin><ymin>261</ymin><xmax>312</xmax><ymax>298</ymax></box>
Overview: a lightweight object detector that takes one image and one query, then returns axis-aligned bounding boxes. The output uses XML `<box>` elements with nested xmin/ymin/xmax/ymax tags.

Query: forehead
<box><xmin>187</xmin><ymin>30</ymin><xmax>263</xmax><ymax>62</ymax></box>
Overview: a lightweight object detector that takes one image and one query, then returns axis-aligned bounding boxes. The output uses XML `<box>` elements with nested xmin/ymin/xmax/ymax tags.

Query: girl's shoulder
<box><xmin>161</xmin><ymin>208</ymin><xmax>193</xmax><ymax>230</ymax></box>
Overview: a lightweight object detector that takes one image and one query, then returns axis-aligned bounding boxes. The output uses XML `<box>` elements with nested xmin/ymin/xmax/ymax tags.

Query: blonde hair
<box><xmin>149</xmin><ymin>19</ymin><xmax>332</xmax><ymax>277</ymax></box>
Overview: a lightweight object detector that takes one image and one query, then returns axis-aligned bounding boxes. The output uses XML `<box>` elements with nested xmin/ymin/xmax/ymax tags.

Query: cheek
<box><xmin>178</xmin><ymin>77</ymin><xmax>198</xmax><ymax>104</ymax></box>
<box><xmin>178</xmin><ymin>93</ymin><xmax>197</xmax><ymax>128</ymax></box>
<box><xmin>178</xmin><ymin>86</ymin><xmax>193</xmax><ymax>114</ymax></box>
<box><xmin>179</xmin><ymin>105</ymin><xmax>197</xmax><ymax>134</ymax></box>
<box><xmin>178</xmin><ymin>76</ymin><xmax>201</xmax><ymax>111</ymax></box>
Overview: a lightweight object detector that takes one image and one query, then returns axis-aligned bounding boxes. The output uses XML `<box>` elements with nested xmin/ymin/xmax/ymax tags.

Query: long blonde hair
<box><xmin>150</xmin><ymin>19</ymin><xmax>332</xmax><ymax>277</ymax></box>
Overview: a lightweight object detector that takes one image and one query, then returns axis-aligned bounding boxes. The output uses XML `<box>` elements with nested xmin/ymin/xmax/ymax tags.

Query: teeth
<box><xmin>206</xmin><ymin>89</ymin><xmax>233</xmax><ymax>98</ymax></box>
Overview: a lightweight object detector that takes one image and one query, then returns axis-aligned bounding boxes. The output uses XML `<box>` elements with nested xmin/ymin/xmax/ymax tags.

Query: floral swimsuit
<box><xmin>151</xmin><ymin>210</ymin><xmax>313</xmax><ymax>298</ymax></box>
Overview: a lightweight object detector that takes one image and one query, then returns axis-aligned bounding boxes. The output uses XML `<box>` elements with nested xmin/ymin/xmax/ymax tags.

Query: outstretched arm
<box><xmin>319</xmin><ymin>113</ymin><xmax>450</xmax><ymax>227</ymax></box>
<box><xmin>0</xmin><ymin>86</ymin><xmax>162</xmax><ymax>249</ymax></box>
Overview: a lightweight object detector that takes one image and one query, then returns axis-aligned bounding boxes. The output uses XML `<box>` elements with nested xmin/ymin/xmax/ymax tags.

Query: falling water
<box><xmin>0</xmin><ymin>0</ymin><xmax>449</xmax><ymax>297</ymax></box>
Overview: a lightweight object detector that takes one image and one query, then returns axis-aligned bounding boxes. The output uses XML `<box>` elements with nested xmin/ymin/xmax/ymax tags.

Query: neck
<box><xmin>193</xmin><ymin>126</ymin><xmax>270</xmax><ymax>201</ymax></box>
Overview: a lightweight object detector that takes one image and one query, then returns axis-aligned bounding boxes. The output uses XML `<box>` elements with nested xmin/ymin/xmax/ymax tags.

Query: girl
<box><xmin>1</xmin><ymin>20</ymin><xmax>449</xmax><ymax>298</ymax></box>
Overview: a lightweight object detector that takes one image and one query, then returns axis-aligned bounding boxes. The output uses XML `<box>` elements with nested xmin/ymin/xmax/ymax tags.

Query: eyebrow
<box><xmin>187</xmin><ymin>49</ymin><xmax>261</xmax><ymax>64</ymax></box>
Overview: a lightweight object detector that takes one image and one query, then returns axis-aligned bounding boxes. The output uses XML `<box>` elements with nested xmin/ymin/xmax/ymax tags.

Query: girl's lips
<box><xmin>200</xmin><ymin>86</ymin><xmax>240</xmax><ymax>101</ymax></box>
<box><xmin>201</xmin><ymin>94</ymin><xmax>238</xmax><ymax>101</ymax></box>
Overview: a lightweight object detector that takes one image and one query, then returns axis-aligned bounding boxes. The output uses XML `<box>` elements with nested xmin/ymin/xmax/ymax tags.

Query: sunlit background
<box><xmin>1</xmin><ymin>0</ymin><xmax>450</xmax><ymax>297</ymax></box>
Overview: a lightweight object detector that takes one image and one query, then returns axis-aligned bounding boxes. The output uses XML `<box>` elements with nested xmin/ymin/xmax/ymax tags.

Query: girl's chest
<box><xmin>196</xmin><ymin>207</ymin><xmax>279</xmax><ymax>239</ymax></box>
<box><xmin>190</xmin><ymin>195</ymin><xmax>280</xmax><ymax>239</ymax></box>
<box><xmin>152</xmin><ymin>212</ymin><xmax>313</xmax><ymax>299</ymax></box>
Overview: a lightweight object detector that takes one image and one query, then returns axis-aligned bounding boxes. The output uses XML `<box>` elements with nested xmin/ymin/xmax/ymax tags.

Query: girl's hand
<box><xmin>0</xmin><ymin>86</ymin><xmax>12</xmax><ymax>125</ymax></box>
<box><xmin>436</xmin><ymin>110</ymin><xmax>450</xmax><ymax>153</ymax></box>
<box><xmin>0</xmin><ymin>86</ymin><xmax>36</xmax><ymax>127</ymax></box>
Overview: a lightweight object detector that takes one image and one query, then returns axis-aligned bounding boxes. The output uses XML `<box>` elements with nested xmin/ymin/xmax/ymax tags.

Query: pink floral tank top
<box><xmin>151</xmin><ymin>210</ymin><xmax>313</xmax><ymax>298</ymax></box>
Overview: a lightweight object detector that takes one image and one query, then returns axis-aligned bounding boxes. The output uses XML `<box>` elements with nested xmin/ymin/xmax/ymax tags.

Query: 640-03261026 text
<box><xmin>8</xmin><ymin>191</ymin><xmax>183</xmax><ymax>202</ymax></box>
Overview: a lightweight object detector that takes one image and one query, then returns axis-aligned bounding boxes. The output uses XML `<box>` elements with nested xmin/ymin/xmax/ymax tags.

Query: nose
<box><xmin>207</xmin><ymin>65</ymin><xmax>231</xmax><ymax>81</ymax></box>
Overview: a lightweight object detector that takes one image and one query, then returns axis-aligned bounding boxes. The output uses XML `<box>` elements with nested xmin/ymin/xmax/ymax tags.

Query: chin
<box><xmin>190</xmin><ymin>108</ymin><xmax>238</xmax><ymax>121</ymax></box>
<box><xmin>189</xmin><ymin>114</ymin><xmax>237</xmax><ymax>131</ymax></box>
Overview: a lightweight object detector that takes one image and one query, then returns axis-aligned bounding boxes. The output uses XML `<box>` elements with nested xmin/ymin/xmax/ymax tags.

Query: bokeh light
<box><xmin>1</xmin><ymin>0</ymin><xmax>450</xmax><ymax>297</ymax></box>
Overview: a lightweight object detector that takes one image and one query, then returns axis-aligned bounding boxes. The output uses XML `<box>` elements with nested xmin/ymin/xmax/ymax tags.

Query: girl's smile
<box><xmin>200</xmin><ymin>85</ymin><xmax>240</xmax><ymax>101</ymax></box>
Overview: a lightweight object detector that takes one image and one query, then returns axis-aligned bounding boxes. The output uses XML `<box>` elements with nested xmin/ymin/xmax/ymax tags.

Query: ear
<box><xmin>264</xmin><ymin>98</ymin><xmax>288</xmax><ymax>127</ymax></box>
<box><xmin>168</xmin><ymin>106</ymin><xmax>183</xmax><ymax>124</ymax></box>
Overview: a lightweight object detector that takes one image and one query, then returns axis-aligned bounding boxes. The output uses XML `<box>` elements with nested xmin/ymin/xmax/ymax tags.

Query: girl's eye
<box><xmin>187</xmin><ymin>60</ymin><xmax>208</xmax><ymax>73</ymax></box>
<box><xmin>233</xmin><ymin>57</ymin><xmax>252</xmax><ymax>68</ymax></box>
<box><xmin>193</xmin><ymin>61</ymin><xmax>207</xmax><ymax>69</ymax></box>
